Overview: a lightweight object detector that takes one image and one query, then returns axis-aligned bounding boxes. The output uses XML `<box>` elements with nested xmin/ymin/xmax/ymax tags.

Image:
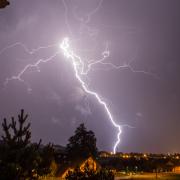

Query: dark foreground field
<box><xmin>41</xmin><ymin>173</ymin><xmax>180</xmax><ymax>180</ymax></box>
<box><xmin>115</xmin><ymin>172</ymin><xmax>180</xmax><ymax>180</ymax></box>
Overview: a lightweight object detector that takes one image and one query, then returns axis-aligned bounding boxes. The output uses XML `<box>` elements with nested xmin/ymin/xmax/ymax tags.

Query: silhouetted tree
<box><xmin>0</xmin><ymin>0</ymin><xmax>10</xmax><ymax>9</ymax></box>
<box><xmin>37</xmin><ymin>143</ymin><xmax>55</xmax><ymax>177</ymax></box>
<box><xmin>0</xmin><ymin>109</ymin><xmax>54</xmax><ymax>180</ymax></box>
<box><xmin>66</xmin><ymin>123</ymin><xmax>98</xmax><ymax>161</ymax></box>
<box><xmin>1</xmin><ymin>109</ymin><xmax>31</xmax><ymax>148</ymax></box>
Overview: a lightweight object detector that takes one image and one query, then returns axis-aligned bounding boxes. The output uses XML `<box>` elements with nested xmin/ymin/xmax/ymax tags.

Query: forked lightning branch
<box><xmin>60</xmin><ymin>37</ymin><xmax>121</xmax><ymax>154</ymax></box>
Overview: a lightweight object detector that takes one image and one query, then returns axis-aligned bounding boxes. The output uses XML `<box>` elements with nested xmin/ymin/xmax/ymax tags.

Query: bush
<box><xmin>65</xmin><ymin>165</ymin><xmax>114</xmax><ymax>180</ymax></box>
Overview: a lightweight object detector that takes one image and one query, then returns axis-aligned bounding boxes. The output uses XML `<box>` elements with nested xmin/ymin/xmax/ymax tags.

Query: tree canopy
<box><xmin>66</xmin><ymin>123</ymin><xmax>98</xmax><ymax>160</ymax></box>
<box><xmin>0</xmin><ymin>109</ymin><xmax>54</xmax><ymax>180</ymax></box>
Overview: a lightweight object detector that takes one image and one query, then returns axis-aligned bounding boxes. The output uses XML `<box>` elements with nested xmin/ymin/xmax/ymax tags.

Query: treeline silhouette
<box><xmin>1</xmin><ymin>110</ymin><xmax>179</xmax><ymax>180</ymax></box>
<box><xmin>0</xmin><ymin>109</ymin><xmax>113</xmax><ymax>180</ymax></box>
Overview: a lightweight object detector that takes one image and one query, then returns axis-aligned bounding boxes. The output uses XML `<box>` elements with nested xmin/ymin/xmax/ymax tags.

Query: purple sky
<box><xmin>0</xmin><ymin>0</ymin><xmax>180</xmax><ymax>153</ymax></box>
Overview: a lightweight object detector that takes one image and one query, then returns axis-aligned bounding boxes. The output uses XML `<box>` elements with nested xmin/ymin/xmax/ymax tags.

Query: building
<box><xmin>58</xmin><ymin>156</ymin><xmax>101</xmax><ymax>179</ymax></box>
<box><xmin>173</xmin><ymin>166</ymin><xmax>180</xmax><ymax>173</ymax></box>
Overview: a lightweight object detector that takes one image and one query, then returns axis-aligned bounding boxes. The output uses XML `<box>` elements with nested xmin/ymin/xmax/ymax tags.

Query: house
<box><xmin>173</xmin><ymin>166</ymin><xmax>180</xmax><ymax>173</ymax></box>
<box><xmin>58</xmin><ymin>156</ymin><xmax>101</xmax><ymax>179</ymax></box>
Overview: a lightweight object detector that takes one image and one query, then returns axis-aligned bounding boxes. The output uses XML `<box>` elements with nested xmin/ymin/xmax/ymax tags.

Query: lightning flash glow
<box><xmin>60</xmin><ymin>37</ymin><xmax>121</xmax><ymax>153</ymax></box>
<box><xmin>1</xmin><ymin>37</ymin><xmax>157</xmax><ymax>154</ymax></box>
<box><xmin>1</xmin><ymin>0</ymin><xmax>158</xmax><ymax>154</ymax></box>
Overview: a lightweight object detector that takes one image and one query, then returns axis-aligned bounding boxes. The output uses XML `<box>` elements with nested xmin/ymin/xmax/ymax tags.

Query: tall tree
<box><xmin>0</xmin><ymin>109</ymin><xmax>55</xmax><ymax>180</ymax></box>
<box><xmin>66</xmin><ymin>123</ymin><xmax>98</xmax><ymax>160</ymax></box>
<box><xmin>1</xmin><ymin>109</ymin><xmax>31</xmax><ymax>148</ymax></box>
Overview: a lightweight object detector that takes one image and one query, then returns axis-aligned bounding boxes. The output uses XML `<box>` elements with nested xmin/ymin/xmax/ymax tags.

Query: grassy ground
<box><xmin>41</xmin><ymin>173</ymin><xmax>180</xmax><ymax>180</ymax></box>
<box><xmin>115</xmin><ymin>172</ymin><xmax>180</xmax><ymax>180</ymax></box>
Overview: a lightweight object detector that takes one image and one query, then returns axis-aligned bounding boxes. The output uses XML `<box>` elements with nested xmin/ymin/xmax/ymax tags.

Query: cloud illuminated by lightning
<box><xmin>0</xmin><ymin>0</ymin><xmax>159</xmax><ymax>154</ymax></box>
<box><xmin>1</xmin><ymin>37</ymin><xmax>157</xmax><ymax>153</ymax></box>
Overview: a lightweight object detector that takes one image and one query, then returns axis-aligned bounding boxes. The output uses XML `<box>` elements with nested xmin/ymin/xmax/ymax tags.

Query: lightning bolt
<box><xmin>1</xmin><ymin>0</ymin><xmax>159</xmax><ymax>154</ymax></box>
<box><xmin>1</xmin><ymin>38</ymin><xmax>157</xmax><ymax>153</ymax></box>
<box><xmin>1</xmin><ymin>42</ymin><xmax>59</xmax><ymax>91</ymax></box>
<box><xmin>3</xmin><ymin>52</ymin><xmax>59</xmax><ymax>91</ymax></box>
<box><xmin>1</xmin><ymin>40</ymin><xmax>158</xmax><ymax>154</ymax></box>
<box><xmin>60</xmin><ymin>37</ymin><xmax>121</xmax><ymax>153</ymax></box>
<box><xmin>60</xmin><ymin>37</ymin><xmax>157</xmax><ymax>153</ymax></box>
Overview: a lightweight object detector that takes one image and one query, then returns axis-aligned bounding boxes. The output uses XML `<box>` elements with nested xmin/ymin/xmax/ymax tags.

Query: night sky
<box><xmin>0</xmin><ymin>0</ymin><xmax>180</xmax><ymax>153</ymax></box>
